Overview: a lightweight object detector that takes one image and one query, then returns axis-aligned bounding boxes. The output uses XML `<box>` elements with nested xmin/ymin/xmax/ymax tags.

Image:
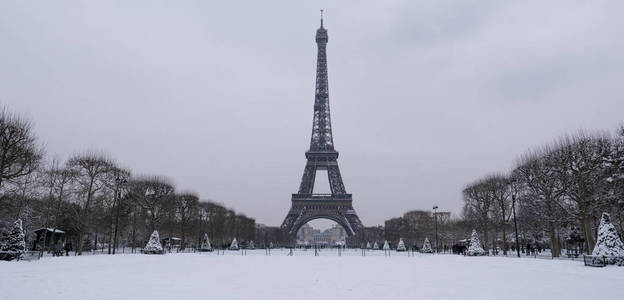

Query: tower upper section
<box><xmin>309</xmin><ymin>11</ymin><xmax>335</xmax><ymax>153</ymax></box>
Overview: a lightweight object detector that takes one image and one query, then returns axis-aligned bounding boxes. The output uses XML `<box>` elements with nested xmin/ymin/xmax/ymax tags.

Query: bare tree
<box><xmin>39</xmin><ymin>160</ymin><xmax>61</xmax><ymax>254</ymax></box>
<box><xmin>128</xmin><ymin>176</ymin><xmax>174</xmax><ymax>233</ymax></box>
<box><xmin>49</xmin><ymin>163</ymin><xmax>76</xmax><ymax>254</ymax></box>
<box><xmin>67</xmin><ymin>152</ymin><xmax>115</xmax><ymax>255</ymax></box>
<box><xmin>111</xmin><ymin>168</ymin><xmax>130</xmax><ymax>254</ymax></box>
<box><xmin>95</xmin><ymin>166</ymin><xmax>130</xmax><ymax>254</ymax></box>
<box><xmin>0</xmin><ymin>108</ymin><xmax>44</xmax><ymax>192</ymax></box>
<box><xmin>513</xmin><ymin>147</ymin><xmax>566</xmax><ymax>257</ymax></box>
<box><xmin>463</xmin><ymin>177</ymin><xmax>495</xmax><ymax>250</ymax></box>
<box><xmin>175</xmin><ymin>192</ymin><xmax>198</xmax><ymax>250</ymax></box>
<box><xmin>484</xmin><ymin>174</ymin><xmax>511</xmax><ymax>255</ymax></box>
<box><xmin>551</xmin><ymin>133</ymin><xmax>612</xmax><ymax>253</ymax></box>
<box><xmin>604</xmin><ymin>126</ymin><xmax>624</xmax><ymax>233</ymax></box>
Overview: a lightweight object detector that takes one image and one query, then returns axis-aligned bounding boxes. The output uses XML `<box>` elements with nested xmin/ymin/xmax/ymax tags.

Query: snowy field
<box><xmin>1</xmin><ymin>249</ymin><xmax>623</xmax><ymax>300</ymax></box>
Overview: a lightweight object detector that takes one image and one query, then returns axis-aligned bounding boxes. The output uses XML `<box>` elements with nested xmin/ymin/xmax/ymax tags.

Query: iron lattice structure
<box><xmin>281</xmin><ymin>16</ymin><xmax>363</xmax><ymax>238</ymax></box>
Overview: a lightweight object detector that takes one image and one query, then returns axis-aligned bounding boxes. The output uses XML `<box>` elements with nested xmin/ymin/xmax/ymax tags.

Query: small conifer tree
<box><xmin>0</xmin><ymin>219</ymin><xmax>26</xmax><ymax>261</ymax></box>
<box><xmin>467</xmin><ymin>229</ymin><xmax>485</xmax><ymax>256</ymax></box>
<box><xmin>382</xmin><ymin>240</ymin><xmax>390</xmax><ymax>251</ymax></box>
<box><xmin>422</xmin><ymin>237</ymin><xmax>433</xmax><ymax>253</ymax></box>
<box><xmin>396</xmin><ymin>238</ymin><xmax>407</xmax><ymax>251</ymax></box>
<box><xmin>200</xmin><ymin>233</ymin><xmax>212</xmax><ymax>251</ymax></box>
<box><xmin>592</xmin><ymin>212</ymin><xmax>624</xmax><ymax>265</ymax></box>
<box><xmin>143</xmin><ymin>230</ymin><xmax>164</xmax><ymax>254</ymax></box>
<box><xmin>230</xmin><ymin>238</ymin><xmax>239</xmax><ymax>250</ymax></box>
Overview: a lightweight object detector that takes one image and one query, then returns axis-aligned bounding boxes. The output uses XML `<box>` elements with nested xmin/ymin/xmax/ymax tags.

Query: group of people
<box><xmin>523</xmin><ymin>243</ymin><xmax>543</xmax><ymax>255</ymax></box>
<box><xmin>449</xmin><ymin>242</ymin><xmax>544</xmax><ymax>256</ymax></box>
<box><xmin>50</xmin><ymin>240</ymin><xmax>73</xmax><ymax>256</ymax></box>
<box><xmin>451</xmin><ymin>243</ymin><xmax>467</xmax><ymax>254</ymax></box>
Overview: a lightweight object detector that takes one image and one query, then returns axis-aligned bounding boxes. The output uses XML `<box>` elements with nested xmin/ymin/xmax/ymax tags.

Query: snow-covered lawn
<box><xmin>1</xmin><ymin>249</ymin><xmax>623</xmax><ymax>300</ymax></box>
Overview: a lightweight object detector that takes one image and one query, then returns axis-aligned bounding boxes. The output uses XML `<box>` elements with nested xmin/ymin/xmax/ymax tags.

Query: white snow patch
<box><xmin>1</xmin><ymin>251</ymin><xmax>623</xmax><ymax>300</ymax></box>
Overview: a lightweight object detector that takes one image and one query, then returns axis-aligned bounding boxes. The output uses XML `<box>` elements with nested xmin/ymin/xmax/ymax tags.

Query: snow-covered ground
<box><xmin>1</xmin><ymin>249</ymin><xmax>623</xmax><ymax>300</ymax></box>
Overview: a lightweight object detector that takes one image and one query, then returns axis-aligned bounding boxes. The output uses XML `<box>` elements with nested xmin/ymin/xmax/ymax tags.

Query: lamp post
<box><xmin>197</xmin><ymin>209</ymin><xmax>202</xmax><ymax>250</ymax></box>
<box><xmin>112</xmin><ymin>174</ymin><xmax>127</xmax><ymax>255</ymax></box>
<box><xmin>509</xmin><ymin>179</ymin><xmax>520</xmax><ymax>258</ymax></box>
<box><xmin>433</xmin><ymin>205</ymin><xmax>438</xmax><ymax>253</ymax></box>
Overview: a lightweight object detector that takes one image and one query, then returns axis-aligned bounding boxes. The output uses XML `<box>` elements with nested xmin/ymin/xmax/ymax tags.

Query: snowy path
<box><xmin>1</xmin><ymin>250</ymin><xmax>622</xmax><ymax>300</ymax></box>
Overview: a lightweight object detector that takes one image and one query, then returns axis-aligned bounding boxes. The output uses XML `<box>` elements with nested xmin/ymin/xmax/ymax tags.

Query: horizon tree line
<box><xmin>462</xmin><ymin>128</ymin><xmax>624</xmax><ymax>256</ymax></box>
<box><xmin>0</xmin><ymin>107</ymin><xmax>255</xmax><ymax>254</ymax></box>
<box><xmin>373</xmin><ymin>128</ymin><xmax>623</xmax><ymax>255</ymax></box>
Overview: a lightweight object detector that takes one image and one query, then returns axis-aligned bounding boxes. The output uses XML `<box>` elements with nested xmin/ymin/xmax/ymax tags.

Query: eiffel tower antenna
<box><xmin>320</xmin><ymin>9</ymin><xmax>324</xmax><ymax>27</ymax></box>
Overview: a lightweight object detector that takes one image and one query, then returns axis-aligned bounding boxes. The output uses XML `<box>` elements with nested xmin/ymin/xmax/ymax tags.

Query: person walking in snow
<box><xmin>54</xmin><ymin>240</ymin><xmax>63</xmax><ymax>257</ymax></box>
<box><xmin>65</xmin><ymin>240</ymin><xmax>73</xmax><ymax>256</ymax></box>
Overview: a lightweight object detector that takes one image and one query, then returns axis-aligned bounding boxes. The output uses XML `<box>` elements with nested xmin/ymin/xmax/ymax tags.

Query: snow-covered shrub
<box><xmin>199</xmin><ymin>233</ymin><xmax>212</xmax><ymax>251</ymax></box>
<box><xmin>422</xmin><ymin>237</ymin><xmax>433</xmax><ymax>253</ymax></box>
<box><xmin>382</xmin><ymin>240</ymin><xmax>390</xmax><ymax>251</ymax></box>
<box><xmin>0</xmin><ymin>219</ymin><xmax>26</xmax><ymax>261</ymax></box>
<box><xmin>230</xmin><ymin>238</ymin><xmax>239</xmax><ymax>250</ymax></box>
<box><xmin>366</xmin><ymin>242</ymin><xmax>371</xmax><ymax>249</ymax></box>
<box><xmin>468</xmin><ymin>229</ymin><xmax>486</xmax><ymax>256</ymax></box>
<box><xmin>248</xmin><ymin>240</ymin><xmax>255</xmax><ymax>249</ymax></box>
<box><xmin>143</xmin><ymin>230</ymin><xmax>164</xmax><ymax>254</ymax></box>
<box><xmin>591</xmin><ymin>212</ymin><xmax>624</xmax><ymax>265</ymax></box>
<box><xmin>396</xmin><ymin>238</ymin><xmax>406</xmax><ymax>251</ymax></box>
<box><xmin>373</xmin><ymin>241</ymin><xmax>379</xmax><ymax>250</ymax></box>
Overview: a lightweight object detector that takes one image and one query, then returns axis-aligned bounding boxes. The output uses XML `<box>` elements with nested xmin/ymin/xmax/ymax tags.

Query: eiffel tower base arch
<box><xmin>281</xmin><ymin>196</ymin><xmax>363</xmax><ymax>238</ymax></box>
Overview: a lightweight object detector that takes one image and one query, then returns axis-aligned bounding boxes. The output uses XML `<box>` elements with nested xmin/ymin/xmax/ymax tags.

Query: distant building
<box><xmin>297</xmin><ymin>224</ymin><xmax>347</xmax><ymax>246</ymax></box>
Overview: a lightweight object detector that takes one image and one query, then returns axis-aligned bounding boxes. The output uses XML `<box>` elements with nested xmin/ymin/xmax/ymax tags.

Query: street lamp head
<box><xmin>433</xmin><ymin>206</ymin><xmax>438</xmax><ymax>210</ymax></box>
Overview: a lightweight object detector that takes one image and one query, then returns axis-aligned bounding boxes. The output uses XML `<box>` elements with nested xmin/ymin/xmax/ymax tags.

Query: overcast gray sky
<box><xmin>1</xmin><ymin>0</ymin><xmax>623</xmax><ymax>228</ymax></box>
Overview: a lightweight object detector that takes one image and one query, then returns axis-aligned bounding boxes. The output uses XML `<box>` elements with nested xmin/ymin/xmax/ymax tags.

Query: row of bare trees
<box><xmin>0</xmin><ymin>107</ymin><xmax>256</xmax><ymax>254</ymax></box>
<box><xmin>462</xmin><ymin>128</ymin><xmax>624</xmax><ymax>256</ymax></box>
<box><xmin>381</xmin><ymin>210</ymin><xmax>471</xmax><ymax>250</ymax></box>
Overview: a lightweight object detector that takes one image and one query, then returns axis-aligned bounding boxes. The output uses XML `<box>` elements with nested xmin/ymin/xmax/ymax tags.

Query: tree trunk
<box><xmin>77</xmin><ymin>179</ymin><xmax>95</xmax><ymax>255</ymax></box>
<box><xmin>41</xmin><ymin>196</ymin><xmax>53</xmax><ymax>255</ymax></box>
<box><xmin>168</xmin><ymin>222</ymin><xmax>174</xmax><ymax>252</ymax></box>
<box><xmin>51</xmin><ymin>184</ymin><xmax>65</xmax><ymax>255</ymax></box>
<box><xmin>94</xmin><ymin>232</ymin><xmax>98</xmax><ymax>253</ymax></box>
<box><xmin>548</xmin><ymin>222</ymin><xmax>560</xmax><ymax>257</ymax></box>
<box><xmin>501</xmin><ymin>227</ymin><xmax>507</xmax><ymax>255</ymax></box>
<box><xmin>483</xmin><ymin>225</ymin><xmax>489</xmax><ymax>251</ymax></box>
<box><xmin>76</xmin><ymin>222</ymin><xmax>85</xmax><ymax>255</ymax></box>
<box><xmin>180</xmin><ymin>219</ymin><xmax>186</xmax><ymax>251</ymax></box>
<box><xmin>582</xmin><ymin>217</ymin><xmax>595</xmax><ymax>254</ymax></box>
<box><xmin>131</xmin><ymin>213</ymin><xmax>136</xmax><ymax>253</ymax></box>
<box><xmin>197</xmin><ymin>215</ymin><xmax>202</xmax><ymax>249</ymax></box>
<box><xmin>107</xmin><ymin>212</ymin><xmax>113</xmax><ymax>254</ymax></box>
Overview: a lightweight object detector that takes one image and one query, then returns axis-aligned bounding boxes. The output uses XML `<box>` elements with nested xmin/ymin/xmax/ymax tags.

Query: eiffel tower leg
<box><xmin>298</xmin><ymin>164</ymin><xmax>316</xmax><ymax>194</ymax></box>
<box><xmin>344</xmin><ymin>211</ymin><xmax>363</xmax><ymax>233</ymax></box>
<box><xmin>327</xmin><ymin>165</ymin><xmax>346</xmax><ymax>194</ymax></box>
<box><xmin>280</xmin><ymin>211</ymin><xmax>299</xmax><ymax>235</ymax></box>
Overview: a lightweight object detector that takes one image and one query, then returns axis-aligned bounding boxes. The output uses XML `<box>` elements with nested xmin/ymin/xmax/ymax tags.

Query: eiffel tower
<box><xmin>281</xmin><ymin>12</ymin><xmax>363</xmax><ymax>238</ymax></box>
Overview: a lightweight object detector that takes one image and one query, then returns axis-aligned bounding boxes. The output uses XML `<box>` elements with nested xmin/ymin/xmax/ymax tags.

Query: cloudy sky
<box><xmin>1</xmin><ymin>0</ymin><xmax>623</xmax><ymax>228</ymax></box>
